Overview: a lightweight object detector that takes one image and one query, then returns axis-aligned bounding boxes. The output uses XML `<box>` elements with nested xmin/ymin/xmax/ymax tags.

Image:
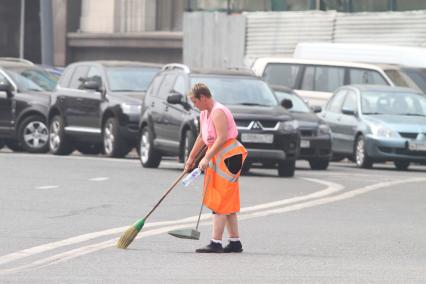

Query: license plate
<box><xmin>241</xmin><ymin>133</ymin><xmax>273</xmax><ymax>143</ymax></box>
<box><xmin>300</xmin><ymin>140</ymin><xmax>310</xmax><ymax>148</ymax></box>
<box><xmin>408</xmin><ymin>141</ymin><xmax>426</xmax><ymax>151</ymax></box>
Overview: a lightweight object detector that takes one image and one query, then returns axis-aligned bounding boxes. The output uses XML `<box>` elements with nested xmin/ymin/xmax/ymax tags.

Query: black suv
<box><xmin>139</xmin><ymin>64</ymin><xmax>300</xmax><ymax>177</ymax></box>
<box><xmin>48</xmin><ymin>61</ymin><xmax>161</xmax><ymax>157</ymax></box>
<box><xmin>0</xmin><ymin>66</ymin><xmax>50</xmax><ymax>153</ymax></box>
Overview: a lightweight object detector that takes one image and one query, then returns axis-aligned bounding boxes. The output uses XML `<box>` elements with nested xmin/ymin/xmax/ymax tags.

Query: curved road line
<box><xmin>0</xmin><ymin>178</ymin><xmax>340</xmax><ymax>270</ymax></box>
<box><xmin>3</xmin><ymin>177</ymin><xmax>425</xmax><ymax>274</ymax></box>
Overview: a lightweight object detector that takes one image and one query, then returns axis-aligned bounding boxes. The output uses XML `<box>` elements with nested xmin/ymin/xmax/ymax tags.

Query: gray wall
<box><xmin>183</xmin><ymin>12</ymin><xmax>245</xmax><ymax>69</ymax></box>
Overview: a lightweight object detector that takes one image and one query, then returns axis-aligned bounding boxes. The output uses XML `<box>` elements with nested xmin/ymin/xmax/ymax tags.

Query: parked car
<box><xmin>320</xmin><ymin>85</ymin><xmax>426</xmax><ymax>170</ymax></box>
<box><xmin>0</xmin><ymin>57</ymin><xmax>58</xmax><ymax>91</ymax></box>
<box><xmin>0</xmin><ymin>67</ymin><xmax>50</xmax><ymax>153</ymax></box>
<box><xmin>139</xmin><ymin>64</ymin><xmax>300</xmax><ymax>177</ymax></box>
<box><xmin>251</xmin><ymin>57</ymin><xmax>419</xmax><ymax>107</ymax></box>
<box><xmin>272</xmin><ymin>85</ymin><xmax>332</xmax><ymax>170</ymax></box>
<box><xmin>48</xmin><ymin>60</ymin><xmax>161</xmax><ymax>157</ymax></box>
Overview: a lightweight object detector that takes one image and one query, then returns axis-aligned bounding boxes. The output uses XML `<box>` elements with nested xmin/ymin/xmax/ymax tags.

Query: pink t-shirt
<box><xmin>200</xmin><ymin>102</ymin><xmax>238</xmax><ymax>146</ymax></box>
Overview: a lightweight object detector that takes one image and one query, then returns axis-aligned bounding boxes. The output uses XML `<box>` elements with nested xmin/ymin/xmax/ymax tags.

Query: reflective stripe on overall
<box><xmin>203</xmin><ymin>139</ymin><xmax>247</xmax><ymax>214</ymax></box>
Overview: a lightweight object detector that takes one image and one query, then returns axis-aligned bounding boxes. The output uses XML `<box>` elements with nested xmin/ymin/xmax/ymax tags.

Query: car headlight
<box><xmin>279</xmin><ymin>120</ymin><xmax>298</xmax><ymax>132</ymax></box>
<box><xmin>121</xmin><ymin>103</ymin><xmax>141</xmax><ymax>114</ymax></box>
<box><xmin>369</xmin><ymin>123</ymin><xmax>399</xmax><ymax>138</ymax></box>
<box><xmin>318</xmin><ymin>123</ymin><xmax>331</xmax><ymax>135</ymax></box>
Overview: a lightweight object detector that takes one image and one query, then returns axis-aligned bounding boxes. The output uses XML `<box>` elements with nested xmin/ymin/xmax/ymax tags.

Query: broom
<box><xmin>117</xmin><ymin>146</ymin><xmax>207</xmax><ymax>249</ymax></box>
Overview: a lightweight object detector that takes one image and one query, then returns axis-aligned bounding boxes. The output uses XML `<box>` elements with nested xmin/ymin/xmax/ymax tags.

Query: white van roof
<box><xmin>293</xmin><ymin>42</ymin><xmax>426</xmax><ymax>68</ymax></box>
<box><xmin>251</xmin><ymin>56</ymin><xmax>397</xmax><ymax>76</ymax></box>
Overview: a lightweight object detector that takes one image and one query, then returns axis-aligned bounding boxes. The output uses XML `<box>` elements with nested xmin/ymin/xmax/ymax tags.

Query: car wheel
<box><xmin>139</xmin><ymin>126</ymin><xmax>161</xmax><ymax>168</ymax></box>
<box><xmin>77</xmin><ymin>144</ymin><xmax>102</xmax><ymax>155</ymax></box>
<box><xmin>103</xmin><ymin>117</ymin><xmax>130</xmax><ymax>158</ymax></box>
<box><xmin>309</xmin><ymin>158</ymin><xmax>329</xmax><ymax>170</ymax></box>
<box><xmin>394</xmin><ymin>161</ymin><xmax>410</xmax><ymax>171</ymax></box>
<box><xmin>182</xmin><ymin>130</ymin><xmax>195</xmax><ymax>163</ymax></box>
<box><xmin>19</xmin><ymin>115</ymin><xmax>49</xmax><ymax>153</ymax></box>
<box><xmin>354</xmin><ymin>135</ymin><xmax>373</xmax><ymax>169</ymax></box>
<box><xmin>277</xmin><ymin>160</ymin><xmax>295</xmax><ymax>177</ymax></box>
<box><xmin>49</xmin><ymin>115</ymin><xmax>74</xmax><ymax>155</ymax></box>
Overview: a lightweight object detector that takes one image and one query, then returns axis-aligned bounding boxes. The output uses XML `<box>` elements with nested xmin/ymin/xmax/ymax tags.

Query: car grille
<box><xmin>235</xmin><ymin>119</ymin><xmax>279</xmax><ymax>130</ymax></box>
<box><xmin>399</xmin><ymin>132</ymin><xmax>418</xmax><ymax>139</ymax></box>
<box><xmin>299</xmin><ymin>129</ymin><xmax>316</xmax><ymax>137</ymax></box>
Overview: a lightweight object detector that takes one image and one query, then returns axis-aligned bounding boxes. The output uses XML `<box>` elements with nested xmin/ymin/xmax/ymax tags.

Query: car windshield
<box><xmin>106</xmin><ymin>66</ymin><xmax>159</xmax><ymax>92</ymax></box>
<box><xmin>274</xmin><ymin>90</ymin><xmax>310</xmax><ymax>113</ymax></box>
<box><xmin>5</xmin><ymin>70</ymin><xmax>44</xmax><ymax>92</ymax></box>
<box><xmin>400</xmin><ymin>68</ymin><xmax>426</xmax><ymax>94</ymax></box>
<box><xmin>384</xmin><ymin>69</ymin><xmax>423</xmax><ymax>93</ymax></box>
<box><xmin>17</xmin><ymin>68</ymin><xmax>57</xmax><ymax>91</ymax></box>
<box><xmin>361</xmin><ymin>91</ymin><xmax>426</xmax><ymax>116</ymax></box>
<box><xmin>191</xmin><ymin>75</ymin><xmax>278</xmax><ymax>106</ymax></box>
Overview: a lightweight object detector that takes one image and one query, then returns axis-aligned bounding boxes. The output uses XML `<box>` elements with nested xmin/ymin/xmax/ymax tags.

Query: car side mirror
<box><xmin>167</xmin><ymin>93</ymin><xmax>191</xmax><ymax>110</ymax></box>
<box><xmin>83</xmin><ymin>80</ymin><xmax>101</xmax><ymax>91</ymax></box>
<box><xmin>311</xmin><ymin>105</ymin><xmax>322</xmax><ymax>113</ymax></box>
<box><xmin>342</xmin><ymin>107</ymin><xmax>355</xmax><ymax>115</ymax></box>
<box><xmin>281</xmin><ymin>99</ymin><xmax>293</xmax><ymax>109</ymax></box>
<box><xmin>167</xmin><ymin>93</ymin><xmax>184</xmax><ymax>104</ymax></box>
<box><xmin>0</xmin><ymin>81</ymin><xmax>14</xmax><ymax>98</ymax></box>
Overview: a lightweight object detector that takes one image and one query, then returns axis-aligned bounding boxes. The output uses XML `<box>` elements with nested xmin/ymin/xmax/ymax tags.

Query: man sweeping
<box><xmin>185</xmin><ymin>83</ymin><xmax>247</xmax><ymax>253</ymax></box>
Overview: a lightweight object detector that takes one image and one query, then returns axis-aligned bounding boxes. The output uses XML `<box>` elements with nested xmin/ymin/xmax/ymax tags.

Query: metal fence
<box><xmin>184</xmin><ymin>9</ymin><xmax>426</xmax><ymax>68</ymax></box>
<box><xmin>183</xmin><ymin>12</ymin><xmax>245</xmax><ymax>69</ymax></box>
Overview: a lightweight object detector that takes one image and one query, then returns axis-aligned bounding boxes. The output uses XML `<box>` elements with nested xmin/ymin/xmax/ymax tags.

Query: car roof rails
<box><xmin>226</xmin><ymin>66</ymin><xmax>256</xmax><ymax>75</ymax></box>
<box><xmin>0</xmin><ymin>57</ymin><xmax>34</xmax><ymax>65</ymax></box>
<box><xmin>161</xmin><ymin>63</ymin><xmax>190</xmax><ymax>74</ymax></box>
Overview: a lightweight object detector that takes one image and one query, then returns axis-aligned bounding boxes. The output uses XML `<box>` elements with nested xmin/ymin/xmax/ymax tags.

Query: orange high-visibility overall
<box><xmin>203</xmin><ymin>139</ymin><xmax>247</xmax><ymax>214</ymax></box>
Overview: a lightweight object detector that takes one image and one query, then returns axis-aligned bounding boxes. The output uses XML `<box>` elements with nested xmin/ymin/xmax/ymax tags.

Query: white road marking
<box><xmin>0</xmin><ymin>178</ymin><xmax>337</xmax><ymax>268</ymax></box>
<box><xmin>34</xmin><ymin>185</ymin><xmax>59</xmax><ymax>190</ymax></box>
<box><xmin>89</xmin><ymin>177</ymin><xmax>109</xmax><ymax>182</ymax></box>
<box><xmin>2</xmin><ymin>177</ymin><xmax>425</xmax><ymax>274</ymax></box>
<box><xmin>240</xmin><ymin>178</ymin><xmax>344</xmax><ymax>213</ymax></box>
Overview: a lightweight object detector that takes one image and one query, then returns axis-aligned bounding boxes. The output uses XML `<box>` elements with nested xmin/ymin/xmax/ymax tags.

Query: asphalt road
<box><xmin>0</xmin><ymin>150</ymin><xmax>425</xmax><ymax>283</ymax></box>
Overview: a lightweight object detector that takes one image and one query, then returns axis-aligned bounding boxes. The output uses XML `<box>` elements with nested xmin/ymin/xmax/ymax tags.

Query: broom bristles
<box><xmin>116</xmin><ymin>225</ymin><xmax>139</xmax><ymax>249</ymax></box>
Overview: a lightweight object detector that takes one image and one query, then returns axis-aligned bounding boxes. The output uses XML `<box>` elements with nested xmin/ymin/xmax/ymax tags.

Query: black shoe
<box><xmin>195</xmin><ymin>241</ymin><xmax>223</xmax><ymax>253</ymax></box>
<box><xmin>223</xmin><ymin>241</ymin><xmax>243</xmax><ymax>253</ymax></box>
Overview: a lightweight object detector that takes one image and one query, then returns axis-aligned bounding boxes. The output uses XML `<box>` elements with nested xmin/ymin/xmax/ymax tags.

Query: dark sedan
<box><xmin>272</xmin><ymin>85</ymin><xmax>332</xmax><ymax>170</ymax></box>
<box><xmin>320</xmin><ymin>85</ymin><xmax>426</xmax><ymax>170</ymax></box>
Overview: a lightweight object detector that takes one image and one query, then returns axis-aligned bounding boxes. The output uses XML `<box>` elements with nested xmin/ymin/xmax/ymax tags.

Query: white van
<box><xmin>252</xmin><ymin>57</ymin><xmax>422</xmax><ymax>106</ymax></box>
<box><xmin>293</xmin><ymin>42</ymin><xmax>426</xmax><ymax>68</ymax></box>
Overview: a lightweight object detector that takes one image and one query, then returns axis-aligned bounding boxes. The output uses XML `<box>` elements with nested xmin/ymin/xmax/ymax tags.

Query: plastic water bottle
<box><xmin>182</xmin><ymin>168</ymin><xmax>201</xmax><ymax>187</ymax></box>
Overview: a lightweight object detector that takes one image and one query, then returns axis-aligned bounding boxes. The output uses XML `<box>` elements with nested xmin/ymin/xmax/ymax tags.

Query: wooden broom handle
<box><xmin>144</xmin><ymin>145</ymin><xmax>207</xmax><ymax>220</ymax></box>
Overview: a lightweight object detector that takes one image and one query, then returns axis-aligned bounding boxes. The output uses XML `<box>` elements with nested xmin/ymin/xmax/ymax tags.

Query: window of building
<box><xmin>351</xmin><ymin>0</ymin><xmax>388</xmax><ymax>12</ymax></box>
<box><xmin>396</xmin><ymin>0</ymin><xmax>426</xmax><ymax>11</ymax></box>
